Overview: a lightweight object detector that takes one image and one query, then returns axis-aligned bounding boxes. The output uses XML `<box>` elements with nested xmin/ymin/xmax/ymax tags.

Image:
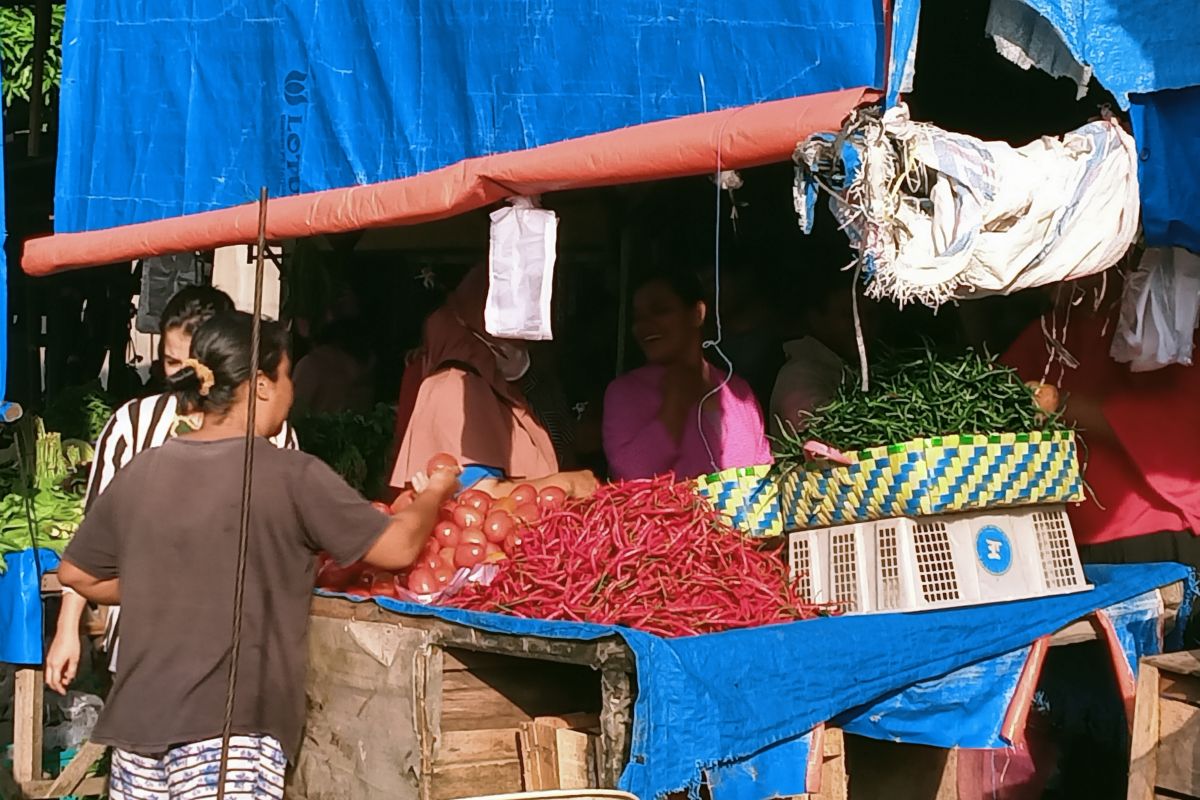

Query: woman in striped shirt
<box><xmin>44</xmin><ymin>286</ymin><xmax>297</xmax><ymax>694</ymax></box>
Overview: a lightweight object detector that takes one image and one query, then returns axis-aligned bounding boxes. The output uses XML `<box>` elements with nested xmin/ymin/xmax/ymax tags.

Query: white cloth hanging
<box><xmin>1111</xmin><ymin>247</ymin><xmax>1200</xmax><ymax>371</ymax></box>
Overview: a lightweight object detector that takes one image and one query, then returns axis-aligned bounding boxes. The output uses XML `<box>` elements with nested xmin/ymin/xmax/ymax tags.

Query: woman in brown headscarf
<box><xmin>391</xmin><ymin>267</ymin><xmax>597</xmax><ymax>498</ymax></box>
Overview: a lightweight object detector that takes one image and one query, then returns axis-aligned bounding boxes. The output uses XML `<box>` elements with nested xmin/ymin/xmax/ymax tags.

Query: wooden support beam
<box><xmin>12</xmin><ymin>667</ymin><xmax>45</xmax><ymax>785</ymax></box>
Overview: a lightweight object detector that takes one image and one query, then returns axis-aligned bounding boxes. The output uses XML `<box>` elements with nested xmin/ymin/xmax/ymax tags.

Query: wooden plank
<box><xmin>845</xmin><ymin>735</ymin><xmax>957</xmax><ymax>800</ymax></box>
<box><xmin>1145</xmin><ymin>650</ymin><xmax>1200</xmax><ymax>680</ymax></box>
<box><xmin>436</xmin><ymin>729</ymin><xmax>520</xmax><ymax>763</ymax></box>
<box><xmin>44</xmin><ymin>741</ymin><xmax>106</xmax><ymax>797</ymax></box>
<box><xmin>518</xmin><ymin>722</ymin><xmax>560</xmax><ymax>790</ymax></box>
<box><xmin>599</xmin><ymin>667</ymin><xmax>635</xmax><ymax>788</ymax></box>
<box><xmin>1128</xmin><ymin>663</ymin><xmax>1161</xmax><ymax>800</ymax></box>
<box><xmin>430</xmin><ymin>760</ymin><xmax>523</xmax><ymax>800</ymax></box>
<box><xmin>12</xmin><ymin>667</ymin><xmax>44</xmax><ymax>785</ymax></box>
<box><xmin>555</xmin><ymin>728</ymin><xmax>594</xmax><ymax>790</ymax></box>
<box><xmin>1155</xmin><ymin>698</ymin><xmax>1200</xmax><ymax>797</ymax></box>
<box><xmin>1159</xmin><ymin>673</ymin><xmax>1200</xmax><ymax>707</ymax></box>
<box><xmin>439</xmin><ymin>659</ymin><xmax>601</xmax><ymax>732</ymax></box>
<box><xmin>533</xmin><ymin>713</ymin><xmax>602</xmax><ymax>734</ymax></box>
<box><xmin>21</xmin><ymin>775</ymin><xmax>109</xmax><ymax>799</ymax></box>
<box><xmin>813</xmin><ymin>727</ymin><xmax>847</xmax><ymax>800</ymax></box>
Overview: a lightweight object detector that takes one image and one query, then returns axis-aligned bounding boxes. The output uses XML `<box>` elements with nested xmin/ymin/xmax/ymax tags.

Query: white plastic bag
<box><xmin>1111</xmin><ymin>247</ymin><xmax>1200</xmax><ymax>372</ymax></box>
<box><xmin>44</xmin><ymin>691</ymin><xmax>104</xmax><ymax>750</ymax></box>
<box><xmin>486</xmin><ymin>196</ymin><xmax>558</xmax><ymax>341</ymax></box>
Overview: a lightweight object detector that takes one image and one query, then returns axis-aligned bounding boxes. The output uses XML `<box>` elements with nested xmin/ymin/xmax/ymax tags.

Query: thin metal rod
<box><xmin>216</xmin><ymin>188</ymin><xmax>269</xmax><ymax>799</ymax></box>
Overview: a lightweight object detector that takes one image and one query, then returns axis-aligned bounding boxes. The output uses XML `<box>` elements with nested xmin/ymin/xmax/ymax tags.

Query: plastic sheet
<box><xmin>320</xmin><ymin>562</ymin><xmax>1189</xmax><ymax>798</ymax></box>
<box><xmin>1004</xmin><ymin>0</ymin><xmax>1200</xmax><ymax>108</ymax></box>
<box><xmin>54</xmin><ymin>0</ymin><xmax>886</xmax><ymax>235</ymax></box>
<box><xmin>0</xmin><ymin>548</ymin><xmax>60</xmax><ymax>665</ymax></box>
<box><xmin>1130</xmin><ymin>88</ymin><xmax>1200</xmax><ymax>255</ymax></box>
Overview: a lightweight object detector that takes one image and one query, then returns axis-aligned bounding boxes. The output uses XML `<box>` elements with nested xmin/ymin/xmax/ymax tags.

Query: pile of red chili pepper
<box><xmin>449</xmin><ymin>475</ymin><xmax>821</xmax><ymax>637</ymax></box>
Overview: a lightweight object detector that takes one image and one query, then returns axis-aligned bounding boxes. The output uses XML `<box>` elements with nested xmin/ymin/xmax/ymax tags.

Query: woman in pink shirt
<box><xmin>602</xmin><ymin>272</ymin><xmax>772</xmax><ymax>481</ymax></box>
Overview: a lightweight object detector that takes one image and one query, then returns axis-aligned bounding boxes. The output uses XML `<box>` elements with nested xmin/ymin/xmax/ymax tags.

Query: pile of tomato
<box><xmin>315</xmin><ymin>454</ymin><xmax>568</xmax><ymax>599</ymax></box>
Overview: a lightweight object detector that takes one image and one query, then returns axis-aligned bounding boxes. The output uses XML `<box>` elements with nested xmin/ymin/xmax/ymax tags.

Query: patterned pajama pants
<box><xmin>108</xmin><ymin>736</ymin><xmax>286</xmax><ymax>800</ymax></box>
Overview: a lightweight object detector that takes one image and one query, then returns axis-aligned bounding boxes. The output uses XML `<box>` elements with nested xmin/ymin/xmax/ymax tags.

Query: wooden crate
<box><xmin>290</xmin><ymin>598</ymin><xmax>634</xmax><ymax>800</ymax></box>
<box><xmin>1128</xmin><ymin>650</ymin><xmax>1200</xmax><ymax>800</ymax></box>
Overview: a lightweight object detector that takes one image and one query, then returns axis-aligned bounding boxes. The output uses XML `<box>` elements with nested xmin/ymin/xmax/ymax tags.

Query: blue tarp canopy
<box><xmin>54</xmin><ymin>0</ymin><xmax>890</xmax><ymax>235</ymax></box>
<box><xmin>1003</xmin><ymin>0</ymin><xmax>1200</xmax><ymax>252</ymax></box>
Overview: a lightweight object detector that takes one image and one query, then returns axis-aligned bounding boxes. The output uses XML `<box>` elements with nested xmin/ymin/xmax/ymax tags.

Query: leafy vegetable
<box><xmin>0</xmin><ymin>487</ymin><xmax>83</xmax><ymax>571</ymax></box>
<box><xmin>292</xmin><ymin>404</ymin><xmax>397</xmax><ymax>498</ymax></box>
<box><xmin>774</xmin><ymin>345</ymin><xmax>1067</xmax><ymax>460</ymax></box>
<box><xmin>0</xmin><ymin>5</ymin><xmax>64</xmax><ymax>108</ymax></box>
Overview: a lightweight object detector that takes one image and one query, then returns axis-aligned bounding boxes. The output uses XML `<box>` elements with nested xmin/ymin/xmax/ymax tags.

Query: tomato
<box><xmin>536</xmin><ymin>486</ymin><xmax>568</xmax><ymax>510</ymax></box>
<box><xmin>508</xmin><ymin>483</ymin><xmax>538</xmax><ymax>506</ymax></box>
<box><xmin>433</xmin><ymin>564</ymin><xmax>456</xmax><ymax>586</ymax></box>
<box><xmin>419</xmin><ymin>555</ymin><xmax>443</xmax><ymax>573</ymax></box>
<box><xmin>460</xmin><ymin>527</ymin><xmax>488</xmax><ymax>547</ymax></box>
<box><xmin>492</xmin><ymin>496</ymin><xmax>517</xmax><ymax>514</ymax></box>
<box><xmin>503</xmin><ymin>531</ymin><xmax>524</xmax><ymax>555</ymax></box>
<box><xmin>316</xmin><ymin>560</ymin><xmax>359</xmax><ymax>591</ymax></box>
<box><xmin>391</xmin><ymin>490</ymin><xmax>416</xmax><ymax>513</ymax></box>
<box><xmin>426</xmin><ymin>452</ymin><xmax>460</xmax><ymax>475</ymax></box>
<box><xmin>371</xmin><ymin>501</ymin><xmax>393</xmax><ymax>515</ymax></box>
<box><xmin>422</xmin><ymin>535</ymin><xmax>441</xmax><ymax>556</ymax></box>
<box><xmin>438</xmin><ymin>547</ymin><xmax>457</xmax><ymax>567</ymax></box>
<box><xmin>371</xmin><ymin>573</ymin><xmax>398</xmax><ymax>598</ymax></box>
<box><xmin>439</xmin><ymin>501</ymin><xmax>458</xmax><ymax>520</ymax></box>
<box><xmin>433</xmin><ymin>521</ymin><xmax>461</xmax><ymax>549</ymax></box>
<box><xmin>457</xmin><ymin>489</ymin><xmax>493</xmax><ymax>513</ymax></box>
<box><xmin>513</xmin><ymin>503</ymin><xmax>540</xmax><ymax>524</ymax></box>
<box><xmin>407</xmin><ymin>567</ymin><xmax>438</xmax><ymax>595</ymax></box>
<box><xmin>454</xmin><ymin>542</ymin><xmax>486</xmax><ymax>569</ymax></box>
<box><xmin>484</xmin><ymin>542</ymin><xmax>507</xmax><ymax>562</ymax></box>
<box><xmin>482</xmin><ymin>511</ymin><xmax>515</xmax><ymax>543</ymax></box>
<box><xmin>453</xmin><ymin>505</ymin><xmax>484</xmax><ymax>530</ymax></box>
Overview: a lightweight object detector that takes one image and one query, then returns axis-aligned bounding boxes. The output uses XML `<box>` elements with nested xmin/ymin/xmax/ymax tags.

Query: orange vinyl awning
<box><xmin>23</xmin><ymin>86</ymin><xmax>876</xmax><ymax>275</ymax></box>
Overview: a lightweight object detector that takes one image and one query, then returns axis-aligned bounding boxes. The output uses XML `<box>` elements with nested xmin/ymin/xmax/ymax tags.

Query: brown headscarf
<box><xmin>391</xmin><ymin>266</ymin><xmax>558</xmax><ymax>487</ymax></box>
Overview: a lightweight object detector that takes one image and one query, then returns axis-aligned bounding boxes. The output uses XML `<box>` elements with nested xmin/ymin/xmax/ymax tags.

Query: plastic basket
<box><xmin>786</xmin><ymin>504</ymin><xmax>1091</xmax><ymax>614</ymax></box>
<box><xmin>694</xmin><ymin>464</ymin><xmax>783</xmax><ymax>538</ymax></box>
<box><xmin>778</xmin><ymin>430</ymin><xmax>1084</xmax><ymax>530</ymax></box>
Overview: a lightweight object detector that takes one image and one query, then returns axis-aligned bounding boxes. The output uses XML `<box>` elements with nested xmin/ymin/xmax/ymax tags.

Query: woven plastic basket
<box><xmin>778</xmin><ymin>430</ymin><xmax>1083</xmax><ymax>531</ymax></box>
<box><xmin>694</xmin><ymin>464</ymin><xmax>783</xmax><ymax>538</ymax></box>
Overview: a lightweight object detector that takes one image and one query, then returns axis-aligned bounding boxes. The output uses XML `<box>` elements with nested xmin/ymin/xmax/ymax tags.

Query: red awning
<box><xmin>23</xmin><ymin>87</ymin><xmax>875</xmax><ymax>275</ymax></box>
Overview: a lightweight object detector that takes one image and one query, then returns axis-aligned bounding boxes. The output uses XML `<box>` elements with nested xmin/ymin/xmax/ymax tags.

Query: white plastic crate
<box><xmin>787</xmin><ymin>505</ymin><xmax>1091</xmax><ymax>614</ymax></box>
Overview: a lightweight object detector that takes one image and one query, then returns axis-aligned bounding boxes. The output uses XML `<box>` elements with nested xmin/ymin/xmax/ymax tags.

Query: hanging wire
<box><xmin>695</xmin><ymin>73</ymin><xmax>737</xmax><ymax>474</ymax></box>
<box><xmin>216</xmin><ymin>187</ymin><xmax>270</xmax><ymax>800</ymax></box>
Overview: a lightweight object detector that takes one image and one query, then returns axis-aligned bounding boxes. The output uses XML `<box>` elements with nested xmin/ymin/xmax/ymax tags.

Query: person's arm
<box><xmin>363</xmin><ymin>469</ymin><xmax>460</xmax><ymax>569</ymax></box>
<box><xmin>44</xmin><ymin>592</ymin><xmax>88</xmax><ymax>694</ymax></box>
<box><xmin>58</xmin><ymin>561</ymin><xmax>120</xmax><ymax>605</ymax></box>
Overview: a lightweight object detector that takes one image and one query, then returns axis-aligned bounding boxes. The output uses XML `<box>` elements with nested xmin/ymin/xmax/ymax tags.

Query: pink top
<box><xmin>602</xmin><ymin>364</ymin><xmax>773</xmax><ymax>481</ymax></box>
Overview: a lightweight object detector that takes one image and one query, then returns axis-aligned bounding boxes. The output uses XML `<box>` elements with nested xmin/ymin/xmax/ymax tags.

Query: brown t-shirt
<box><xmin>63</xmin><ymin>436</ymin><xmax>389</xmax><ymax>760</ymax></box>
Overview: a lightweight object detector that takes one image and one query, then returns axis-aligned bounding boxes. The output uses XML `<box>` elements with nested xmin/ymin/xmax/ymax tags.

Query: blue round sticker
<box><xmin>976</xmin><ymin>525</ymin><xmax>1013</xmax><ymax>575</ymax></box>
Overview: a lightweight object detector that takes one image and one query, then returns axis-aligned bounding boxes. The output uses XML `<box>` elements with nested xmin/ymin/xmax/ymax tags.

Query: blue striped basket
<box><xmin>694</xmin><ymin>464</ymin><xmax>784</xmax><ymax>538</ymax></box>
<box><xmin>778</xmin><ymin>430</ymin><xmax>1084</xmax><ymax>530</ymax></box>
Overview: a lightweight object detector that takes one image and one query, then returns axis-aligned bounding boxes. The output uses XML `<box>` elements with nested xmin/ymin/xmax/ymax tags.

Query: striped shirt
<box><xmin>76</xmin><ymin>392</ymin><xmax>298</xmax><ymax>669</ymax></box>
<box><xmin>85</xmin><ymin>393</ymin><xmax>298</xmax><ymax>509</ymax></box>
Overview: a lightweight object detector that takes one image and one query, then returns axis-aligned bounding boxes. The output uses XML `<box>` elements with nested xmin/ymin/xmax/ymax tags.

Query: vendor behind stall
<box><xmin>391</xmin><ymin>266</ymin><xmax>596</xmax><ymax>497</ymax></box>
<box><xmin>58</xmin><ymin>311</ymin><xmax>458</xmax><ymax>799</ymax></box>
<box><xmin>603</xmin><ymin>271</ymin><xmax>771</xmax><ymax>481</ymax></box>
<box><xmin>1004</xmin><ymin>281</ymin><xmax>1200</xmax><ymax>598</ymax></box>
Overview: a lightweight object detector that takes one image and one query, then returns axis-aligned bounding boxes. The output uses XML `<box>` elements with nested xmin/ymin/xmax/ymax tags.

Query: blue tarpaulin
<box><xmin>1130</xmin><ymin>88</ymin><xmax>1200</xmax><ymax>254</ymax></box>
<box><xmin>0</xmin><ymin>548</ymin><xmax>60</xmax><ymax>665</ymax></box>
<box><xmin>1009</xmin><ymin>0</ymin><xmax>1200</xmax><ymax>108</ymax></box>
<box><xmin>55</xmin><ymin>0</ymin><xmax>889</xmax><ymax>234</ymax></box>
<box><xmin>324</xmin><ymin>562</ymin><xmax>1190</xmax><ymax>799</ymax></box>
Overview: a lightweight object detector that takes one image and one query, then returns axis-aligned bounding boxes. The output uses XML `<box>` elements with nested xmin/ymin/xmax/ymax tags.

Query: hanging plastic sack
<box><xmin>485</xmin><ymin>196</ymin><xmax>558</xmax><ymax>341</ymax></box>
<box><xmin>0</xmin><ymin>548</ymin><xmax>61</xmax><ymax>664</ymax></box>
<box><xmin>1111</xmin><ymin>247</ymin><xmax>1200</xmax><ymax>372</ymax></box>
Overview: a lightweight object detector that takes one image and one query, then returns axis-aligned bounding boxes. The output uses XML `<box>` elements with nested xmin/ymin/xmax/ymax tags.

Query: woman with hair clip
<box><xmin>45</xmin><ymin>286</ymin><xmax>300</xmax><ymax>695</ymax></box>
<box><xmin>57</xmin><ymin>311</ymin><xmax>458</xmax><ymax>800</ymax></box>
